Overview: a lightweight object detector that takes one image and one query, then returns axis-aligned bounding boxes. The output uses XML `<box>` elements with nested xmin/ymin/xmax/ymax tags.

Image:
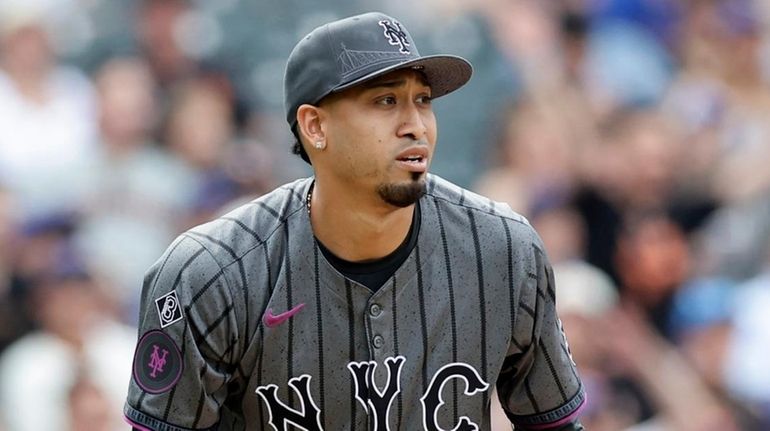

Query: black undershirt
<box><xmin>316</xmin><ymin>202</ymin><xmax>420</xmax><ymax>292</ymax></box>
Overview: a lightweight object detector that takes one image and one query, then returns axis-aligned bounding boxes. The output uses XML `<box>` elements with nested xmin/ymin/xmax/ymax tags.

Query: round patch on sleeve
<box><xmin>132</xmin><ymin>330</ymin><xmax>183</xmax><ymax>394</ymax></box>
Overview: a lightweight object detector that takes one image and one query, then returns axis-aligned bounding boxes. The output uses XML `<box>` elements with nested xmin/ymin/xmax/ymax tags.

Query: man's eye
<box><xmin>417</xmin><ymin>95</ymin><xmax>432</xmax><ymax>104</ymax></box>
<box><xmin>377</xmin><ymin>96</ymin><xmax>397</xmax><ymax>105</ymax></box>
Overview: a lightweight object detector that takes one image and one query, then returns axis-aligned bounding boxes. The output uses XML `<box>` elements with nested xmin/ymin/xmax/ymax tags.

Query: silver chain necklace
<box><xmin>306</xmin><ymin>182</ymin><xmax>314</xmax><ymax>216</ymax></box>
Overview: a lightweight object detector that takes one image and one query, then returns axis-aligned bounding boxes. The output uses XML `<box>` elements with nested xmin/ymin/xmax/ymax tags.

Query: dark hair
<box><xmin>291</xmin><ymin>125</ymin><xmax>311</xmax><ymax>164</ymax></box>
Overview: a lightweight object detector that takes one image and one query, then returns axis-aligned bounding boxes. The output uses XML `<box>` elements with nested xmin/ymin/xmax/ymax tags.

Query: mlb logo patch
<box><xmin>155</xmin><ymin>291</ymin><xmax>183</xmax><ymax>328</ymax></box>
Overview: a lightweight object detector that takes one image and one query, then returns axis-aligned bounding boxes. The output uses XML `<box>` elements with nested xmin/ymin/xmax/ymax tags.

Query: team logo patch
<box><xmin>155</xmin><ymin>290</ymin><xmax>183</xmax><ymax>328</ymax></box>
<box><xmin>132</xmin><ymin>330</ymin><xmax>183</xmax><ymax>394</ymax></box>
<box><xmin>378</xmin><ymin>19</ymin><xmax>410</xmax><ymax>54</ymax></box>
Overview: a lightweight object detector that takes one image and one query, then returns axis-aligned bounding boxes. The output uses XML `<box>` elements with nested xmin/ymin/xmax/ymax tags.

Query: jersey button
<box><xmin>369</xmin><ymin>304</ymin><xmax>382</xmax><ymax>317</ymax></box>
<box><xmin>372</xmin><ymin>335</ymin><xmax>384</xmax><ymax>349</ymax></box>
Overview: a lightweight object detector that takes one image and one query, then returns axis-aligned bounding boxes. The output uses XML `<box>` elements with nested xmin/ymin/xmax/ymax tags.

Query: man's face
<box><xmin>317</xmin><ymin>69</ymin><xmax>437</xmax><ymax>207</ymax></box>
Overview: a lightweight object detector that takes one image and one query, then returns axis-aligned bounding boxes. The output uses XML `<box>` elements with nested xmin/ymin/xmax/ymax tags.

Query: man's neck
<box><xmin>308</xmin><ymin>180</ymin><xmax>415</xmax><ymax>262</ymax></box>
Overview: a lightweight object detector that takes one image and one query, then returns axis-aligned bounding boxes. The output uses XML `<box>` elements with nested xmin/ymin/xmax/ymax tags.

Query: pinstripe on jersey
<box><xmin>124</xmin><ymin>175</ymin><xmax>584</xmax><ymax>430</ymax></box>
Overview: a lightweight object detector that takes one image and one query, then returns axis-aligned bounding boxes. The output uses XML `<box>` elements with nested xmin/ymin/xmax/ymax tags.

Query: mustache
<box><xmin>406</xmin><ymin>139</ymin><xmax>430</xmax><ymax>147</ymax></box>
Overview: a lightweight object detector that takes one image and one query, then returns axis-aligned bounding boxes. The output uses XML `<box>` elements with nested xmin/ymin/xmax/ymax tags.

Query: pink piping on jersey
<box><xmin>519</xmin><ymin>393</ymin><xmax>587</xmax><ymax>430</ymax></box>
<box><xmin>124</xmin><ymin>415</ymin><xmax>152</xmax><ymax>431</ymax></box>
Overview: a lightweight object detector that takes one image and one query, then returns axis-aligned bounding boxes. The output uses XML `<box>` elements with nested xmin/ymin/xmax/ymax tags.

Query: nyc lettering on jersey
<box><xmin>256</xmin><ymin>355</ymin><xmax>488</xmax><ymax>431</ymax></box>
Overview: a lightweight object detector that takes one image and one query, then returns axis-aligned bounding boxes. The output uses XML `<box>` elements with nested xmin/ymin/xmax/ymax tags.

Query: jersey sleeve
<box><xmin>124</xmin><ymin>234</ymin><xmax>243</xmax><ymax>431</ymax></box>
<box><xmin>496</xmin><ymin>235</ymin><xmax>586</xmax><ymax>429</ymax></box>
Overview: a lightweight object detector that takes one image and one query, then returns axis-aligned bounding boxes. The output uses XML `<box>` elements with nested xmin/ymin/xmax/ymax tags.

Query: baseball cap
<box><xmin>284</xmin><ymin>11</ymin><xmax>472</xmax><ymax>145</ymax></box>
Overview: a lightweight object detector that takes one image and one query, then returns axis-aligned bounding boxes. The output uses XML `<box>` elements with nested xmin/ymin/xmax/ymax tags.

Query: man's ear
<box><xmin>296</xmin><ymin>104</ymin><xmax>326</xmax><ymax>147</ymax></box>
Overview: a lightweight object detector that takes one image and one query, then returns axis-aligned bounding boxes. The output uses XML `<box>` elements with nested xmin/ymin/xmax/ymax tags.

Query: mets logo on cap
<box><xmin>378</xmin><ymin>19</ymin><xmax>410</xmax><ymax>54</ymax></box>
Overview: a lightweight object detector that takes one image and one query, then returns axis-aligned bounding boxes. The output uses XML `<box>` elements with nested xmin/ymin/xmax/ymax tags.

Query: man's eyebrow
<box><xmin>361</xmin><ymin>72</ymin><xmax>431</xmax><ymax>90</ymax></box>
<box><xmin>362</xmin><ymin>78</ymin><xmax>407</xmax><ymax>89</ymax></box>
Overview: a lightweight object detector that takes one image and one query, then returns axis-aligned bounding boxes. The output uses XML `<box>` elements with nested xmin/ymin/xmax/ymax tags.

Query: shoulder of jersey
<box><xmin>426</xmin><ymin>174</ymin><xmax>531</xmax><ymax>226</ymax></box>
<box><xmin>183</xmin><ymin>177</ymin><xmax>310</xmax><ymax>259</ymax></box>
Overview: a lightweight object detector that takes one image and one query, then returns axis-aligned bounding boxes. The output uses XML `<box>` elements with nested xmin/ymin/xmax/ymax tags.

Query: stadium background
<box><xmin>0</xmin><ymin>0</ymin><xmax>769</xmax><ymax>429</ymax></box>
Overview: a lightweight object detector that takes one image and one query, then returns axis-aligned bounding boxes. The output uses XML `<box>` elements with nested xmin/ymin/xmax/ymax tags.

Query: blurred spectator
<box><xmin>67</xmin><ymin>372</ymin><xmax>119</xmax><ymax>431</ymax></box>
<box><xmin>574</xmin><ymin>108</ymin><xmax>686</xmax><ymax>283</ymax></box>
<box><xmin>592</xmin><ymin>109</ymin><xmax>683</xmax><ymax>214</ymax></box>
<box><xmin>597</xmin><ymin>304</ymin><xmax>742</xmax><ymax>431</ymax></box>
<box><xmin>73</xmin><ymin>56</ymin><xmax>197</xmax><ymax>316</ymax></box>
<box><xmin>582</xmin><ymin>2</ymin><xmax>676</xmax><ymax>110</ymax></box>
<box><xmin>135</xmin><ymin>0</ymin><xmax>198</xmax><ymax>92</ymax></box>
<box><xmin>533</xmin><ymin>203</ymin><xmax>618</xmax><ymax>318</ymax></box>
<box><xmin>474</xmin><ymin>97</ymin><xmax>580</xmax><ymax>216</ymax></box>
<box><xmin>667</xmin><ymin>277</ymin><xmax>765</xmax><ymax>428</ymax></box>
<box><xmin>0</xmin><ymin>253</ymin><xmax>135</xmax><ymax>431</ymax></box>
<box><xmin>0</xmin><ymin>0</ymin><xmax>97</xmax><ymax>218</ymax></box>
<box><xmin>480</xmin><ymin>1</ymin><xmax>561</xmax><ymax>87</ymax></box>
<box><xmin>9</xmin><ymin>210</ymin><xmax>77</xmax><ymax>308</ymax></box>
<box><xmin>555</xmin><ymin>275</ymin><xmax>746</xmax><ymax>430</ymax></box>
<box><xmin>163</xmin><ymin>76</ymin><xmax>275</xmax><ymax>227</ymax></box>
<box><xmin>614</xmin><ymin>212</ymin><xmax>692</xmax><ymax>337</ymax></box>
<box><xmin>693</xmin><ymin>193</ymin><xmax>770</xmax><ymax>280</ymax></box>
<box><xmin>469</xmin><ymin>3</ymin><xmax>770</xmax><ymax>427</ymax></box>
<box><xmin>672</xmin><ymin>1</ymin><xmax>770</xmax><ymax>281</ymax></box>
<box><xmin>724</xmin><ymin>268</ymin><xmax>770</xmax><ymax>427</ymax></box>
<box><xmin>670</xmin><ymin>277</ymin><xmax>736</xmax><ymax>386</ymax></box>
<box><xmin>0</xmin><ymin>187</ymin><xmax>25</xmax><ymax>353</ymax></box>
<box><xmin>164</xmin><ymin>76</ymin><xmax>236</xmax><ymax>174</ymax></box>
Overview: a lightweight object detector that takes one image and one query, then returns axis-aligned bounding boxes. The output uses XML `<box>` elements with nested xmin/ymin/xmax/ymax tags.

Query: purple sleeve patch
<box><xmin>132</xmin><ymin>330</ymin><xmax>183</xmax><ymax>394</ymax></box>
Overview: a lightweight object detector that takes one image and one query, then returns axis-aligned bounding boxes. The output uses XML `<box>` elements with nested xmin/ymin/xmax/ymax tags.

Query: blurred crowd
<box><xmin>0</xmin><ymin>0</ymin><xmax>769</xmax><ymax>430</ymax></box>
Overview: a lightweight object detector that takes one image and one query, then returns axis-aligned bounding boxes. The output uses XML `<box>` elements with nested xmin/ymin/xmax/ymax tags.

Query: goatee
<box><xmin>377</xmin><ymin>175</ymin><xmax>426</xmax><ymax>207</ymax></box>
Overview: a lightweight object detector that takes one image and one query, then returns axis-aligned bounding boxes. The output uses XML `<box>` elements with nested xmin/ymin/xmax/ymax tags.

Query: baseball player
<box><xmin>125</xmin><ymin>11</ymin><xmax>586</xmax><ymax>431</ymax></box>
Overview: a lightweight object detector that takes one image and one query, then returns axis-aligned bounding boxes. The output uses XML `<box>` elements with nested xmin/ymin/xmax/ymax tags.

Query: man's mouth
<box><xmin>396</xmin><ymin>147</ymin><xmax>429</xmax><ymax>172</ymax></box>
<box><xmin>399</xmin><ymin>155</ymin><xmax>425</xmax><ymax>164</ymax></box>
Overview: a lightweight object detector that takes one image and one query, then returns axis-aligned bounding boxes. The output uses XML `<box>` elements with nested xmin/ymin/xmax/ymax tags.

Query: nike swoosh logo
<box><xmin>263</xmin><ymin>303</ymin><xmax>305</xmax><ymax>328</ymax></box>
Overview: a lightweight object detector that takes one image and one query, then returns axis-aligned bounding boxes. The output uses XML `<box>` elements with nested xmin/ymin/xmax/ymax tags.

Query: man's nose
<box><xmin>397</xmin><ymin>103</ymin><xmax>428</xmax><ymax>141</ymax></box>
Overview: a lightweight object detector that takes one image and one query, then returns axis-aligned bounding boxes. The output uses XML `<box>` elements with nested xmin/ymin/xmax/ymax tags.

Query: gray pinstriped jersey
<box><xmin>124</xmin><ymin>174</ymin><xmax>585</xmax><ymax>430</ymax></box>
